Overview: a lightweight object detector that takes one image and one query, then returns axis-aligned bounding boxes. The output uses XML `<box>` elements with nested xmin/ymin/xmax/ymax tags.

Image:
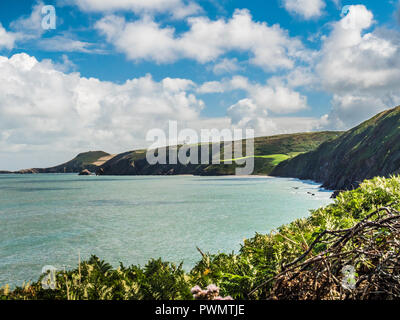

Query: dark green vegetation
<box><xmin>272</xmin><ymin>106</ymin><xmax>400</xmax><ymax>190</ymax></box>
<box><xmin>2</xmin><ymin>176</ymin><xmax>400</xmax><ymax>300</ymax></box>
<box><xmin>97</xmin><ymin>132</ymin><xmax>340</xmax><ymax>176</ymax></box>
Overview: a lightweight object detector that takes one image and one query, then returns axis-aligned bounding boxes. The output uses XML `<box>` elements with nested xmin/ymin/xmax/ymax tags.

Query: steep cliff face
<box><xmin>272</xmin><ymin>106</ymin><xmax>400</xmax><ymax>190</ymax></box>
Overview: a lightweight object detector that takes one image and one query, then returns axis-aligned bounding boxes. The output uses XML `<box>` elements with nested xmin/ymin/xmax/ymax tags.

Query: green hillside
<box><xmin>44</xmin><ymin>151</ymin><xmax>112</xmax><ymax>173</ymax></box>
<box><xmin>10</xmin><ymin>131</ymin><xmax>339</xmax><ymax>175</ymax></box>
<box><xmin>15</xmin><ymin>151</ymin><xmax>111</xmax><ymax>174</ymax></box>
<box><xmin>72</xmin><ymin>151</ymin><xmax>110</xmax><ymax>166</ymax></box>
<box><xmin>44</xmin><ymin>151</ymin><xmax>111</xmax><ymax>173</ymax></box>
<box><xmin>97</xmin><ymin>132</ymin><xmax>341</xmax><ymax>176</ymax></box>
<box><xmin>272</xmin><ymin>105</ymin><xmax>400</xmax><ymax>190</ymax></box>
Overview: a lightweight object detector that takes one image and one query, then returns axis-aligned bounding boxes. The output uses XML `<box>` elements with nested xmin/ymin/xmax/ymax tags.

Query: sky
<box><xmin>0</xmin><ymin>0</ymin><xmax>400</xmax><ymax>170</ymax></box>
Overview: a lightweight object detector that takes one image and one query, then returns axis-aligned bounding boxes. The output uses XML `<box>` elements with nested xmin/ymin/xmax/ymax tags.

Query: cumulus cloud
<box><xmin>282</xmin><ymin>0</ymin><xmax>326</xmax><ymax>19</ymax></box>
<box><xmin>198</xmin><ymin>76</ymin><xmax>309</xmax><ymax>114</ymax></box>
<box><xmin>0</xmin><ymin>53</ymin><xmax>326</xmax><ymax>170</ymax></box>
<box><xmin>6</xmin><ymin>1</ymin><xmax>102</xmax><ymax>54</ymax></box>
<box><xmin>227</xmin><ymin>98</ymin><xmax>272</xmax><ymax>133</ymax></box>
<box><xmin>10</xmin><ymin>1</ymin><xmax>46</xmax><ymax>40</ymax></box>
<box><xmin>96</xmin><ymin>9</ymin><xmax>308</xmax><ymax>70</ymax></box>
<box><xmin>38</xmin><ymin>35</ymin><xmax>104</xmax><ymax>53</ymax></box>
<box><xmin>317</xmin><ymin>5</ymin><xmax>400</xmax><ymax>128</ymax></box>
<box><xmin>52</xmin><ymin>54</ymin><xmax>78</xmax><ymax>73</ymax></box>
<box><xmin>197</xmin><ymin>75</ymin><xmax>312</xmax><ymax>135</ymax></box>
<box><xmin>68</xmin><ymin>0</ymin><xmax>202</xmax><ymax>18</ymax></box>
<box><xmin>225</xmin><ymin>85</ymin><xmax>310</xmax><ymax>134</ymax></box>
<box><xmin>95</xmin><ymin>15</ymin><xmax>178</xmax><ymax>63</ymax></box>
<box><xmin>197</xmin><ymin>80</ymin><xmax>226</xmax><ymax>94</ymax></box>
<box><xmin>212</xmin><ymin>58</ymin><xmax>241</xmax><ymax>75</ymax></box>
<box><xmin>0</xmin><ymin>53</ymin><xmax>206</xmax><ymax>169</ymax></box>
<box><xmin>271</xmin><ymin>67</ymin><xmax>317</xmax><ymax>88</ymax></box>
<box><xmin>0</xmin><ymin>23</ymin><xmax>16</xmax><ymax>50</ymax></box>
<box><xmin>249</xmin><ymin>84</ymin><xmax>308</xmax><ymax>114</ymax></box>
<box><xmin>227</xmin><ymin>98</ymin><xmax>323</xmax><ymax>136</ymax></box>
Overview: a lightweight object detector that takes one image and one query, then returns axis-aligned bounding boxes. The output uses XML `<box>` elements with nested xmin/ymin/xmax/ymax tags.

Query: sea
<box><xmin>0</xmin><ymin>174</ymin><xmax>333</xmax><ymax>287</ymax></box>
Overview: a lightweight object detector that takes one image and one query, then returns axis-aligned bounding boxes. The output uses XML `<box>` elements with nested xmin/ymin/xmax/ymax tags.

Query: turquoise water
<box><xmin>0</xmin><ymin>174</ymin><xmax>332</xmax><ymax>287</ymax></box>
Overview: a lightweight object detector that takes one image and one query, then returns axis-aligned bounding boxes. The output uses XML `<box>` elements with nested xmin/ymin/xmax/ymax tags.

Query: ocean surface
<box><xmin>0</xmin><ymin>174</ymin><xmax>332</xmax><ymax>287</ymax></box>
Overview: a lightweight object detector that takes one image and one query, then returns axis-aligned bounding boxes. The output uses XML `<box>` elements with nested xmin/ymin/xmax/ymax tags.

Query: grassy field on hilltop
<box><xmin>41</xmin><ymin>151</ymin><xmax>111</xmax><ymax>173</ymax></box>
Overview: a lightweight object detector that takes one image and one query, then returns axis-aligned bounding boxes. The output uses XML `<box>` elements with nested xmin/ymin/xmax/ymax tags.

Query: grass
<box><xmin>221</xmin><ymin>154</ymin><xmax>290</xmax><ymax>166</ymax></box>
<box><xmin>73</xmin><ymin>151</ymin><xmax>110</xmax><ymax>166</ymax></box>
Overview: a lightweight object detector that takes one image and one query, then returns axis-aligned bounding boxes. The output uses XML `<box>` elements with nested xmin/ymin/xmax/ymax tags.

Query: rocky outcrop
<box><xmin>272</xmin><ymin>106</ymin><xmax>400</xmax><ymax>191</ymax></box>
<box><xmin>79</xmin><ymin>169</ymin><xmax>92</xmax><ymax>176</ymax></box>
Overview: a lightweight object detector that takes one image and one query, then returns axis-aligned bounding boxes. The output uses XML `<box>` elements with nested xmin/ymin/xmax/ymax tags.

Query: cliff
<box><xmin>272</xmin><ymin>106</ymin><xmax>400</xmax><ymax>190</ymax></box>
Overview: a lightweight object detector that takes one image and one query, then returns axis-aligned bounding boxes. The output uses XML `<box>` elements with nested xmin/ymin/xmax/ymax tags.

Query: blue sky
<box><xmin>0</xmin><ymin>0</ymin><xmax>400</xmax><ymax>170</ymax></box>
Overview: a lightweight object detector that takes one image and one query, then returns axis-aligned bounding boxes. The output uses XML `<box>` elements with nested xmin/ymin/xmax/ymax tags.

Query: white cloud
<box><xmin>267</xmin><ymin>67</ymin><xmax>317</xmax><ymax>89</ymax></box>
<box><xmin>225</xmin><ymin>87</ymin><xmax>310</xmax><ymax>135</ymax></box>
<box><xmin>197</xmin><ymin>75</ymin><xmax>311</xmax><ymax>135</ymax></box>
<box><xmin>327</xmin><ymin>94</ymin><xmax>398</xmax><ymax>130</ymax></box>
<box><xmin>10</xmin><ymin>1</ymin><xmax>45</xmax><ymax>40</ymax></box>
<box><xmin>227</xmin><ymin>98</ymin><xmax>323</xmax><ymax>136</ymax></box>
<box><xmin>248</xmin><ymin>83</ymin><xmax>308</xmax><ymax>114</ymax></box>
<box><xmin>7</xmin><ymin>1</ymin><xmax>101</xmax><ymax>54</ymax></box>
<box><xmin>212</xmin><ymin>58</ymin><xmax>241</xmax><ymax>75</ymax></box>
<box><xmin>162</xmin><ymin>78</ymin><xmax>195</xmax><ymax>92</ymax></box>
<box><xmin>0</xmin><ymin>23</ymin><xmax>16</xmax><ymax>50</ymax></box>
<box><xmin>96</xmin><ymin>15</ymin><xmax>178</xmax><ymax>63</ymax></box>
<box><xmin>227</xmin><ymin>98</ymin><xmax>268</xmax><ymax>127</ymax></box>
<box><xmin>171</xmin><ymin>2</ymin><xmax>203</xmax><ymax>19</ymax></box>
<box><xmin>282</xmin><ymin>0</ymin><xmax>326</xmax><ymax>19</ymax></box>
<box><xmin>96</xmin><ymin>9</ymin><xmax>308</xmax><ymax>70</ymax></box>
<box><xmin>0</xmin><ymin>52</ymin><xmax>326</xmax><ymax>170</ymax></box>
<box><xmin>198</xmin><ymin>76</ymin><xmax>309</xmax><ymax>114</ymax></box>
<box><xmin>197</xmin><ymin>81</ymin><xmax>226</xmax><ymax>94</ymax></box>
<box><xmin>317</xmin><ymin>5</ymin><xmax>400</xmax><ymax>128</ymax></box>
<box><xmin>38</xmin><ymin>35</ymin><xmax>103</xmax><ymax>53</ymax></box>
<box><xmin>52</xmin><ymin>54</ymin><xmax>78</xmax><ymax>73</ymax></box>
<box><xmin>68</xmin><ymin>0</ymin><xmax>202</xmax><ymax>18</ymax></box>
<box><xmin>0</xmin><ymin>53</ymin><xmax>206</xmax><ymax>169</ymax></box>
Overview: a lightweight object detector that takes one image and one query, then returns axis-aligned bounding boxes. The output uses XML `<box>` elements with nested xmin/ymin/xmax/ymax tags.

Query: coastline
<box><xmin>0</xmin><ymin>174</ymin><xmax>332</xmax><ymax>289</ymax></box>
